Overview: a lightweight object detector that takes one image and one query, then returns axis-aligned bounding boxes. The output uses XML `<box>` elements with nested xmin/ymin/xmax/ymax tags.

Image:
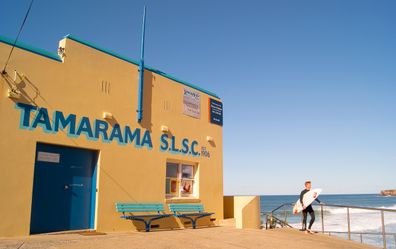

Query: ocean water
<box><xmin>260</xmin><ymin>194</ymin><xmax>396</xmax><ymax>249</ymax></box>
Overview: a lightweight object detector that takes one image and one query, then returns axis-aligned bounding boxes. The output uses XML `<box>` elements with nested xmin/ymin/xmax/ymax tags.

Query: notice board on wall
<box><xmin>209</xmin><ymin>98</ymin><xmax>223</xmax><ymax>126</ymax></box>
<box><xmin>183</xmin><ymin>88</ymin><xmax>201</xmax><ymax>119</ymax></box>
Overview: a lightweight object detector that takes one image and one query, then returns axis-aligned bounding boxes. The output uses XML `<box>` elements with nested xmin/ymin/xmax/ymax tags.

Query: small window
<box><xmin>181</xmin><ymin>165</ymin><xmax>193</xmax><ymax>179</ymax></box>
<box><xmin>166</xmin><ymin>163</ymin><xmax>178</xmax><ymax>178</ymax></box>
<box><xmin>166</xmin><ymin>162</ymin><xmax>196</xmax><ymax>198</ymax></box>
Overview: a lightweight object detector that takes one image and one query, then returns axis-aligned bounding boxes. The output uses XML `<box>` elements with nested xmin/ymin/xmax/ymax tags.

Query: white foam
<box><xmin>275</xmin><ymin>200</ymin><xmax>396</xmax><ymax>248</ymax></box>
<box><xmin>293</xmin><ymin>205</ymin><xmax>396</xmax><ymax>233</ymax></box>
<box><xmin>313</xmin><ymin>205</ymin><xmax>396</xmax><ymax>232</ymax></box>
<box><xmin>326</xmin><ymin>204</ymin><xmax>396</xmax><ymax>215</ymax></box>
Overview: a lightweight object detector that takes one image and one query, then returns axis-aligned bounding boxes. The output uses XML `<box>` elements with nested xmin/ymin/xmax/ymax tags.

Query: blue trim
<box><xmin>0</xmin><ymin>34</ymin><xmax>220</xmax><ymax>98</ymax></box>
<box><xmin>90</xmin><ymin>153</ymin><xmax>98</xmax><ymax>229</ymax></box>
<box><xmin>65</xmin><ymin>34</ymin><xmax>220</xmax><ymax>99</ymax></box>
<box><xmin>0</xmin><ymin>35</ymin><xmax>62</xmax><ymax>62</ymax></box>
<box><xmin>64</xmin><ymin>34</ymin><xmax>140</xmax><ymax>65</ymax></box>
<box><xmin>146</xmin><ymin>65</ymin><xmax>219</xmax><ymax>98</ymax></box>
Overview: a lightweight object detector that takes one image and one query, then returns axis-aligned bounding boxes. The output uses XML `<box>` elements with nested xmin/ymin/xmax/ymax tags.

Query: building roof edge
<box><xmin>65</xmin><ymin>34</ymin><xmax>220</xmax><ymax>99</ymax></box>
<box><xmin>0</xmin><ymin>35</ymin><xmax>62</xmax><ymax>62</ymax></box>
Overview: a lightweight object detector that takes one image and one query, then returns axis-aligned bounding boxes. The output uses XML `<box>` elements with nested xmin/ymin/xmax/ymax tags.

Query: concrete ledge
<box><xmin>224</xmin><ymin>195</ymin><xmax>261</xmax><ymax>229</ymax></box>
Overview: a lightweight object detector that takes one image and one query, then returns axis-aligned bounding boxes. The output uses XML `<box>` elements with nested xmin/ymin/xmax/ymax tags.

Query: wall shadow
<box><xmin>208</xmin><ymin>140</ymin><xmax>216</xmax><ymax>148</ymax></box>
<box><xmin>138</xmin><ymin>70</ymin><xmax>153</xmax><ymax>132</ymax></box>
<box><xmin>178</xmin><ymin>216</ymin><xmax>215</xmax><ymax>229</ymax></box>
<box><xmin>106</xmin><ymin>116</ymin><xmax>119</xmax><ymax>128</ymax></box>
<box><xmin>129</xmin><ymin>216</ymin><xmax>180</xmax><ymax>231</ymax></box>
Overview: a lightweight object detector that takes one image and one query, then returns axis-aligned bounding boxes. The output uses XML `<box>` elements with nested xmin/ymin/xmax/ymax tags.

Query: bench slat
<box><xmin>116</xmin><ymin>203</ymin><xmax>165</xmax><ymax>213</ymax></box>
<box><xmin>170</xmin><ymin>207</ymin><xmax>204</xmax><ymax>211</ymax></box>
<box><xmin>116</xmin><ymin>207</ymin><xmax>164</xmax><ymax>211</ymax></box>
<box><xmin>168</xmin><ymin>204</ymin><xmax>205</xmax><ymax>212</ymax></box>
<box><xmin>116</xmin><ymin>203</ymin><xmax>164</xmax><ymax>207</ymax></box>
<box><xmin>117</xmin><ymin>205</ymin><xmax>163</xmax><ymax>209</ymax></box>
<box><xmin>117</xmin><ymin>205</ymin><xmax>163</xmax><ymax>208</ymax></box>
<box><xmin>169</xmin><ymin>205</ymin><xmax>204</xmax><ymax>208</ymax></box>
<box><xmin>116</xmin><ymin>203</ymin><xmax>163</xmax><ymax>207</ymax></box>
<box><xmin>118</xmin><ymin>209</ymin><xmax>161</xmax><ymax>213</ymax></box>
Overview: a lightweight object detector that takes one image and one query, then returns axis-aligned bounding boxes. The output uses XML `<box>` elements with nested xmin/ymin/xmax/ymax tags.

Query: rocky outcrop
<box><xmin>380</xmin><ymin>190</ymin><xmax>396</xmax><ymax>196</ymax></box>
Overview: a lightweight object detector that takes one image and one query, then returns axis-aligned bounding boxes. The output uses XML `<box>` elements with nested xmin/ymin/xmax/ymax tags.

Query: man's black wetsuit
<box><xmin>300</xmin><ymin>189</ymin><xmax>321</xmax><ymax>231</ymax></box>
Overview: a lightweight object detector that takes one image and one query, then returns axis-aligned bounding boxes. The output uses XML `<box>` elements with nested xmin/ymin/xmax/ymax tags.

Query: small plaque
<box><xmin>183</xmin><ymin>88</ymin><xmax>201</xmax><ymax>119</ymax></box>
<box><xmin>37</xmin><ymin>151</ymin><xmax>60</xmax><ymax>163</ymax></box>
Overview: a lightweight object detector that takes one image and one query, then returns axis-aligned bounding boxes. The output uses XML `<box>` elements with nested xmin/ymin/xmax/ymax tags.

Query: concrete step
<box><xmin>218</xmin><ymin>218</ymin><xmax>236</xmax><ymax>227</ymax></box>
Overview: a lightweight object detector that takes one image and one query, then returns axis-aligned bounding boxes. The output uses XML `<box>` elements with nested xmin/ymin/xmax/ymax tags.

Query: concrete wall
<box><xmin>223</xmin><ymin>196</ymin><xmax>261</xmax><ymax>229</ymax></box>
<box><xmin>0</xmin><ymin>35</ymin><xmax>223</xmax><ymax>236</ymax></box>
<box><xmin>223</xmin><ymin>196</ymin><xmax>234</xmax><ymax>219</ymax></box>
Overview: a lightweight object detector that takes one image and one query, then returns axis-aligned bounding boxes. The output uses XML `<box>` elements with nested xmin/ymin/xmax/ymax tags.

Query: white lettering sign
<box><xmin>37</xmin><ymin>152</ymin><xmax>60</xmax><ymax>163</ymax></box>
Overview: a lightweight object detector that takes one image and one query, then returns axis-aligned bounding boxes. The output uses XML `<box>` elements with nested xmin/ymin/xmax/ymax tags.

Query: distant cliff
<box><xmin>380</xmin><ymin>190</ymin><xmax>396</xmax><ymax>196</ymax></box>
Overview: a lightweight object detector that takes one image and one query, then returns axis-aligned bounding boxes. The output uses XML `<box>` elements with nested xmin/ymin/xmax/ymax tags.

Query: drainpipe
<box><xmin>137</xmin><ymin>6</ymin><xmax>146</xmax><ymax>123</ymax></box>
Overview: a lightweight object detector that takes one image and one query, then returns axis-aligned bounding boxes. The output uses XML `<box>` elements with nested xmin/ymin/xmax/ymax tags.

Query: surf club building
<box><xmin>0</xmin><ymin>34</ymin><xmax>224</xmax><ymax>236</ymax></box>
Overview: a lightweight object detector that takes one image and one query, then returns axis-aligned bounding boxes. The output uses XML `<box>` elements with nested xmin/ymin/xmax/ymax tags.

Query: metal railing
<box><xmin>262</xmin><ymin>203</ymin><xmax>396</xmax><ymax>249</ymax></box>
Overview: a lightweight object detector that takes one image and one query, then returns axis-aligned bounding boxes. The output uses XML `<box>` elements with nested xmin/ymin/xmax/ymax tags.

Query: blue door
<box><xmin>30</xmin><ymin>143</ymin><xmax>98</xmax><ymax>234</ymax></box>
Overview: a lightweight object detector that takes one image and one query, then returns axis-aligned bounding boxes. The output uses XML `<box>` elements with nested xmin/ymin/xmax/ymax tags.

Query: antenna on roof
<box><xmin>2</xmin><ymin>0</ymin><xmax>35</xmax><ymax>75</ymax></box>
<box><xmin>136</xmin><ymin>6</ymin><xmax>146</xmax><ymax>123</ymax></box>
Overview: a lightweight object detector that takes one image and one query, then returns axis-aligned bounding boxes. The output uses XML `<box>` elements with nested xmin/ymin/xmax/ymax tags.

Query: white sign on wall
<box><xmin>37</xmin><ymin>152</ymin><xmax>60</xmax><ymax>163</ymax></box>
<box><xmin>183</xmin><ymin>88</ymin><xmax>200</xmax><ymax>119</ymax></box>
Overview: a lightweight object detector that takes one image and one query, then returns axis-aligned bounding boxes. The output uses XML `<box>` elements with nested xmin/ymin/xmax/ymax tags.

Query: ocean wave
<box><xmin>325</xmin><ymin>204</ymin><xmax>396</xmax><ymax>215</ymax></box>
<box><xmin>286</xmin><ymin>205</ymin><xmax>396</xmax><ymax>233</ymax></box>
<box><xmin>261</xmin><ymin>195</ymin><xmax>396</xmax><ymax>248</ymax></box>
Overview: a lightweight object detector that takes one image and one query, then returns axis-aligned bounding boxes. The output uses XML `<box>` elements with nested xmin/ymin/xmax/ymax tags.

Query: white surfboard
<box><xmin>293</xmin><ymin>188</ymin><xmax>322</xmax><ymax>214</ymax></box>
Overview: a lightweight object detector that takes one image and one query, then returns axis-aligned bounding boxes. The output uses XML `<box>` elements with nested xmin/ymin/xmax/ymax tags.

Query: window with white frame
<box><xmin>165</xmin><ymin>162</ymin><xmax>196</xmax><ymax>198</ymax></box>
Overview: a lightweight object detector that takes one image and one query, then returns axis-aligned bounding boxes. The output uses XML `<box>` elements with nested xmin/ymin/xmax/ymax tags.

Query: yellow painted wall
<box><xmin>223</xmin><ymin>196</ymin><xmax>261</xmax><ymax>229</ymax></box>
<box><xmin>0</xmin><ymin>36</ymin><xmax>223</xmax><ymax>236</ymax></box>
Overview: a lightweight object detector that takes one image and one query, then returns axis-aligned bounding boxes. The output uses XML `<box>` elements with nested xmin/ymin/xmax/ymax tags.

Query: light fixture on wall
<box><xmin>206</xmin><ymin>136</ymin><xmax>214</xmax><ymax>142</ymax></box>
<box><xmin>103</xmin><ymin>112</ymin><xmax>113</xmax><ymax>120</ymax></box>
<box><xmin>7</xmin><ymin>70</ymin><xmax>24</xmax><ymax>99</ymax></box>
<box><xmin>14</xmin><ymin>70</ymin><xmax>26</xmax><ymax>85</ymax></box>
<box><xmin>7</xmin><ymin>89</ymin><xmax>21</xmax><ymax>99</ymax></box>
<box><xmin>161</xmin><ymin>125</ymin><xmax>169</xmax><ymax>133</ymax></box>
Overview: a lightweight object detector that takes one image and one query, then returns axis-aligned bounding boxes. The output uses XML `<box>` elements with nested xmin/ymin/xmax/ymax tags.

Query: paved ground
<box><xmin>0</xmin><ymin>227</ymin><xmax>377</xmax><ymax>249</ymax></box>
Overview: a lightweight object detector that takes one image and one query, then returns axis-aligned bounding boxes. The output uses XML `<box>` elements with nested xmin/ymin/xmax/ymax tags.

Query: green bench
<box><xmin>115</xmin><ymin>203</ymin><xmax>171</xmax><ymax>232</ymax></box>
<box><xmin>168</xmin><ymin>204</ymin><xmax>214</xmax><ymax>229</ymax></box>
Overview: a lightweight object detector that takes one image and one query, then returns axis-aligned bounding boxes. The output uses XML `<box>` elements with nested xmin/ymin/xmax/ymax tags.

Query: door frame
<box><xmin>30</xmin><ymin>142</ymin><xmax>100</xmax><ymax>233</ymax></box>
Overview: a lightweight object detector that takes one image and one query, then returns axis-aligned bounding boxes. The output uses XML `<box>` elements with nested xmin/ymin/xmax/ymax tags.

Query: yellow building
<box><xmin>0</xmin><ymin>34</ymin><xmax>223</xmax><ymax>237</ymax></box>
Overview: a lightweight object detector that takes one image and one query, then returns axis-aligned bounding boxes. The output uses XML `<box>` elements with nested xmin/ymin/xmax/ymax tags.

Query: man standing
<box><xmin>300</xmin><ymin>181</ymin><xmax>322</xmax><ymax>234</ymax></box>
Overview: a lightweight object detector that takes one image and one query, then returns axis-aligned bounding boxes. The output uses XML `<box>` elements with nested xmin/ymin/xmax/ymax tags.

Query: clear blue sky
<box><xmin>2</xmin><ymin>0</ymin><xmax>395</xmax><ymax>195</ymax></box>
